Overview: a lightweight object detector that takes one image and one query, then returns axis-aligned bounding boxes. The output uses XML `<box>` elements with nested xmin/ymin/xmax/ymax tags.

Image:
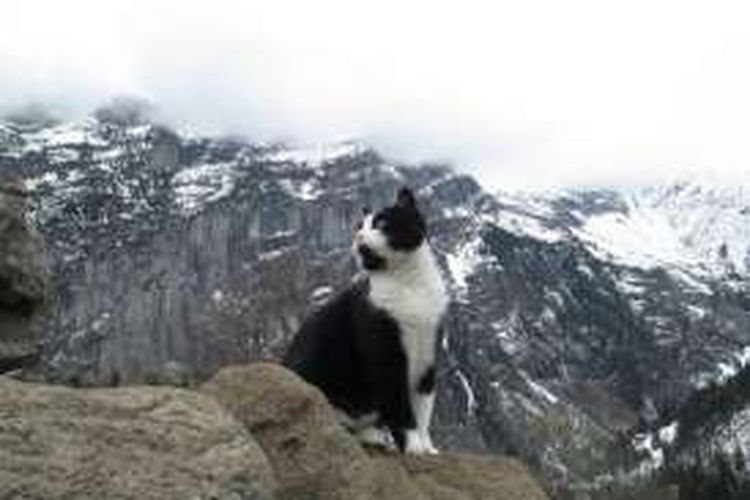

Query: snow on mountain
<box><xmin>172</xmin><ymin>162</ymin><xmax>236</xmax><ymax>214</ymax></box>
<box><xmin>573</xmin><ymin>184</ymin><xmax>750</xmax><ymax>276</ymax></box>
<box><xmin>261</xmin><ymin>140</ymin><xmax>365</xmax><ymax>168</ymax></box>
<box><xmin>715</xmin><ymin>408</ymin><xmax>750</xmax><ymax>459</ymax></box>
<box><xmin>25</xmin><ymin>119</ymin><xmax>108</xmax><ymax>149</ymax></box>
<box><xmin>445</xmin><ymin>236</ymin><xmax>485</xmax><ymax>299</ymax></box>
<box><xmin>475</xmin><ymin>183</ymin><xmax>750</xmax><ymax>288</ymax></box>
<box><xmin>490</xmin><ymin>190</ymin><xmax>567</xmax><ymax>242</ymax></box>
<box><xmin>4</xmin><ymin>111</ymin><xmax>750</xmax><ymax>498</ymax></box>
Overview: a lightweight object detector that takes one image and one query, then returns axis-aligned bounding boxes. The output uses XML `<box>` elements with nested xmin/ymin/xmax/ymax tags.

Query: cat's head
<box><xmin>352</xmin><ymin>187</ymin><xmax>427</xmax><ymax>272</ymax></box>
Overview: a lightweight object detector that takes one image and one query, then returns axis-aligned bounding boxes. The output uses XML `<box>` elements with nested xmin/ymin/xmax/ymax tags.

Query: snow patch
<box><xmin>455</xmin><ymin>369</ymin><xmax>477</xmax><ymax>417</ymax></box>
<box><xmin>48</xmin><ymin>147</ymin><xmax>80</xmax><ymax>163</ymax></box>
<box><xmin>489</xmin><ymin>191</ymin><xmax>565</xmax><ymax>242</ymax></box>
<box><xmin>310</xmin><ymin>286</ymin><xmax>334</xmax><ymax>304</ymax></box>
<box><xmin>572</xmin><ymin>184</ymin><xmax>750</xmax><ymax>277</ymax></box>
<box><xmin>278</xmin><ymin>178</ymin><xmax>322</xmax><ymax>201</ymax></box>
<box><xmin>172</xmin><ymin>162</ymin><xmax>236</xmax><ymax>214</ymax></box>
<box><xmin>442</xmin><ymin>206</ymin><xmax>472</xmax><ymax>219</ymax></box>
<box><xmin>445</xmin><ymin>237</ymin><xmax>484</xmax><ymax>296</ymax></box>
<box><xmin>264</xmin><ymin>141</ymin><xmax>362</xmax><ymax>167</ymax></box>
<box><xmin>694</xmin><ymin>346</ymin><xmax>750</xmax><ymax>389</ymax></box>
<box><xmin>574</xmin><ymin>209</ymin><xmax>692</xmax><ymax>271</ymax></box>
<box><xmin>126</xmin><ymin>124</ymin><xmax>152</xmax><ymax>139</ymax></box>
<box><xmin>617</xmin><ymin>277</ymin><xmax>647</xmax><ymax>296</ymax></box>
<box><xmin>491</xmin><ymin>310</ymin><xmax>525</xmax><ymax>355</ymax></box>
<box><xmin>266</xmin><ymin>229</ymin><xmax>298</xmax><ymax>239</ymax></box>
<box><xmin>633</xmin><ymin>433</ymin><xmax>665</xmax><ymax>473</ymax></box>
<box><xmin>713</xmin><ymin>408</ymin><xmax>750</xmax><ymax>459</ymax></box>
<box><xmin>658</xmin><ymin>421</ymin><xmax>679</xmax><ymax>445</ymax></box>
<box><xmin>521</xmin><ymin>371</ymin><xmax>559</xmax><ymax>405</ymax></box>
<box><xmin>258</xmin><ymin>248</ymin><xmax>288</xmax><ymax>261</ymax></box>
<box><xmin>380</xmin><ymin>163</ymin><xmax>404</xmax><ymax>181</ymax></box>
<box><xmin>685</xmin><ymin>304</ymin><xmax>708</xmax><ymax>320</ymax></box>
<box><xmin>24</xmin><ymin>120</ymin><xmax>105</xmax><ymax>149</ymax></box>
<box><xmin>25</xmin><ymin>171</ymin><xmax>60</xmax><ymax>192</ymax></box>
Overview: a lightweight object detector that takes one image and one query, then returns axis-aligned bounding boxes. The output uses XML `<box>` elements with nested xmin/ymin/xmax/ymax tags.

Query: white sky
<box><xmin>1</xmin><ymin>0</ymin><xmax>749</xmax><ymax>190</ymax></box>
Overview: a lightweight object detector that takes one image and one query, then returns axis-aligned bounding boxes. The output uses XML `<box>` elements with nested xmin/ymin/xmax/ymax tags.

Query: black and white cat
<box><xmin>283</xmin><ymin>187</ymin><xmax>448</xmax><ymax>454</ymax></box>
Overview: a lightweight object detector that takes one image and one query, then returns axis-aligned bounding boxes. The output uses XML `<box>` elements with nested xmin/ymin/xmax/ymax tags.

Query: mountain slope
<box><xmin>3</xmin><ymin>109</ymin><xmax>750</xmax><ymax>498</ymax></box>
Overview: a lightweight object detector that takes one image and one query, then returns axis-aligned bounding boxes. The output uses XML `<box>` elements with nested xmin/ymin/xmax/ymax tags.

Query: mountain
<box><xmin>2</xmin><ymin>107</ymin><xmax>749</xmax><ymax>498</ymax></box>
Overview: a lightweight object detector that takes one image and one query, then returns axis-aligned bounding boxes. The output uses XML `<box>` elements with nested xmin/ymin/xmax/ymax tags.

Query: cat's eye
<box><xmin>374</xmin><ymin>218</ymin><xmax>387</xmax><ymax>230</ymax></box>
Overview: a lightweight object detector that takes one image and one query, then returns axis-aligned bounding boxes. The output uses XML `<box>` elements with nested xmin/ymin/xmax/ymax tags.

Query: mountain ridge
<box><xmin>2</xmin><ymin>109</ymin><xmax>750</xmax><ymax>498</ymax></box>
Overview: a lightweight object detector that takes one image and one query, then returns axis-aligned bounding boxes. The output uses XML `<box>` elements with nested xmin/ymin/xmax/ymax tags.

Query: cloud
<box><xmin>2</xmin><ymin>0</ymin><xmax>750</xmax><ymax>189</ymax></box>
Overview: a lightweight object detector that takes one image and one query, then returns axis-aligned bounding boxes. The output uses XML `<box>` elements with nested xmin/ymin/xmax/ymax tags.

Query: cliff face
<box><xmin>0</xmin><ymin>174</ymin><xmax>47</xmax><ymax>368</ymax></box>
<box><xmin>0</xmin><ymin>363</ymin><xmax>550</xmax><ymax>500</ymax></box>
<box><xmin>6</xmin><ymin>120</ymin><xmax>410</xmax><ymax>384</ymax></box>
<box><xmin>3</xmin><ymin>113</ymin><xmax>750</xmax><ymax>497</ymax></box>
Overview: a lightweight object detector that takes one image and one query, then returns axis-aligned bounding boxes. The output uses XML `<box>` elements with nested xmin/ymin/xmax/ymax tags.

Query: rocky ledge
<box><xmin>1</xmin><ymin>363</ymin><xmax>549</xmax><ymax>500</ymax></box>
<box><xmin>0</xmin><ymin>174</ymin><xmax>47</xmax><ymax>367</ymax></box>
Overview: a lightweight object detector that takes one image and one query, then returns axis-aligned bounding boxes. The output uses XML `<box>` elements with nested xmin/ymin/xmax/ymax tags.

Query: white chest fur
<box><xmin>368</xmin><ymin>244</ymin><xmax>448</xmax><ymax>388</ymax></box>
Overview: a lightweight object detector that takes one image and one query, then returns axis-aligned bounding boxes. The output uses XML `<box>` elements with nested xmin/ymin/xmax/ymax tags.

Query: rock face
<box><xmin>202</xmin><ymin>363</ymin><xmax>550</xmax><ymax>500</ymax></box>
<box><xmin>0</xmin><ymin>376</ymin><xmax>276</xmax><ymax>500</ymax></box>
<box><xmin>0</xmin><ymin>363</ymin><xmax>549</xmax><ymax>500</ymax></box>
<box><xmin>0</xmin><ymin>174</ymin><xmax>47</xmax><ymax>367</ymax></box>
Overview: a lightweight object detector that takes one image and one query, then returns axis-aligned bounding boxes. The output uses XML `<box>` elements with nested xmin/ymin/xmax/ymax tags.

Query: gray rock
<box><xmin>202</xmin><ymin>363</ymin><xmax>550</xmax><ymax>500</ymax></box>
<box><xmin>0</xmin><ymin>175</ymin><xmax>47</xmax><ymax>365</ymax></box>
<box><xmin>0</xmin><ymin>376</ymin><xmax>277</xmax><ymax>500</ymax></box>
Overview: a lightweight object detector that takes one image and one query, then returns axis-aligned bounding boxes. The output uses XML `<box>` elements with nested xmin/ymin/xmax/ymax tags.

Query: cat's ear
<box><xmin>395</xmin><ymin>187</ymin><xmax>416</xmax><ymax>209</ymax></box>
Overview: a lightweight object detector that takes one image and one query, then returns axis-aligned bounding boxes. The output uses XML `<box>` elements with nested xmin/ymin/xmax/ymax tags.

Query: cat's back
<box><xmin>283</xmin><ymin>278</ymin><xmax>383</xmax><ymax>415</ymax></box>
<box><xmin>283</xmin><ymin>278</ymin><xmax>369</xmax><ymax>373</ymax></box>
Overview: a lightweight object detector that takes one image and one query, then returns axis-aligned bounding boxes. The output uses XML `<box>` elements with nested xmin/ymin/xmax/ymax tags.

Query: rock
<box><xmin>202</xmin><ymin>363</ymin><xmax>550</xmax><ymax>500</ymax></box>
<box><xmin>0</xmin><ymin>361</ymin><xmax>548</xmax><ymax>500</ymax></box>
<box><xmin>145</xmin><ymin>360</ymin><xmax>195</xmax><ymax>387</ymax></box>
<box><xmin>0</xmin><ymin>377</ymin><xmax>277</xmax><ymax>500</ymax></box>
<box><xmin>394</xmin><ymin>452</ymin><xmax>557</xmax><ymax>500</ymax></box>
<box><xmin>0</xmin><ymin>175</ymin><xmax>47</xmax><ymax>365</ymax></box>
<box><xmin>202</xmin><ymin>362</ymin><xmax>385</xmax><ymax>500</ymax></box>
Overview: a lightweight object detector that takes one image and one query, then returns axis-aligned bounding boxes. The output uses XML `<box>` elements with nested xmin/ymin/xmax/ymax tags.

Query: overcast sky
<box><xmin>1</xmin><ymin>0</ymin><xmax>749</xmax><ymax>190</ymax></box>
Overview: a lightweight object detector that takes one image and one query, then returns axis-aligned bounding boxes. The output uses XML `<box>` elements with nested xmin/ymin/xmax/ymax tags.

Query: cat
<box><xmin>283</xmin><ymin>187</ymin><xmax>448</xmax><ymax>453</ymax></box>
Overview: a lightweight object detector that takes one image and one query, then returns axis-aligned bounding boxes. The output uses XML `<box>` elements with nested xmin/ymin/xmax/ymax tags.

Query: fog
<box><xmin>2</xmin><ymin>0</ymin><xmax>749</xmax><ymax>189</ymax></box>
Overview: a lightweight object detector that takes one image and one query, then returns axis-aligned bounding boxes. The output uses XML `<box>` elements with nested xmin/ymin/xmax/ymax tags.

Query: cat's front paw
<box><xmin>358</xmin><ymin>426</ymin><xmax>395</xmax><ymax>450</ymax></box>
<box><xmin>420</xmin><ymin>433</ymin><xmax>439</xmax><ymax>455</ymax></box>
<box><xmin>404</xmin><ymin>430</ymin><xmax>438</xmax><ymax>454</ymax></box>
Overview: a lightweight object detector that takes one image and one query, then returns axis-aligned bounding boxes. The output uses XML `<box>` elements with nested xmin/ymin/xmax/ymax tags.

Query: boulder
<box><xmin>0</xmin><ymin>175</ymin><xmax>48</xmax><ymax>365</ymax></box>
<box><xmin>0</xmin><ymin>360</ymin><xmax>550</xmax><ymax>500</ymax></box>
<box><xmin>0</xmin><ymin>377</ymin><xmax>277</xmax><ymax>499</ymax></box>
<box><xmin>202</xmin><ymin>363</ymin><xmax>550</xmax><ymax>500</ymax></box>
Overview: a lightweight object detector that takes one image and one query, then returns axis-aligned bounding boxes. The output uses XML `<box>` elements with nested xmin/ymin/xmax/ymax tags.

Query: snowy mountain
<box><xmin>2</xmin><ymin>107</ymin><xmax>750</xmax><ymax>498</ymax></box>
<box><xmin>489</xmin><ymin>184</ymin><xmax>750</xmax><ymax>276</ymax></box>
